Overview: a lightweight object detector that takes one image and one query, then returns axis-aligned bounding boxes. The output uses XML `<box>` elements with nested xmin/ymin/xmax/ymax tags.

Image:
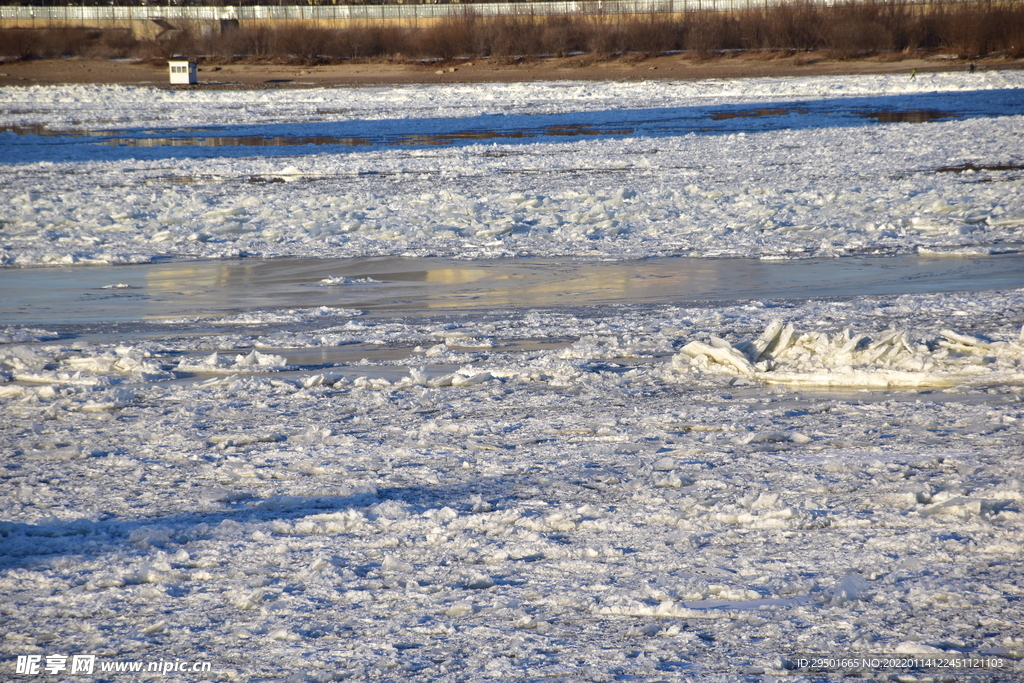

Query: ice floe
<box><xmin>674</xmin><ymin>321</ymin><xmax>1024</xmax><ymax>388</ymax></box>
<box><xmin>2</xmin><ymin>73</ymin><xmax>1024</xmax><ymax>682</ymax></box>
<box><xmin>2</xmin><ymin>72</ymin><xmax>1024</xmax><ymax>266</ymax></box>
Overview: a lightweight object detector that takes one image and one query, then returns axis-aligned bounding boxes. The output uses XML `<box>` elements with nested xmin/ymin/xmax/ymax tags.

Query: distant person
<box><xmin>969</xmin><ymin>62</ymin><xmax>976</xmax><ymax>74</ymax></box>
<box><xmin>910</xmin><ymin>69</ymin><xmax>917</xmax><ymax>80</ymax></box>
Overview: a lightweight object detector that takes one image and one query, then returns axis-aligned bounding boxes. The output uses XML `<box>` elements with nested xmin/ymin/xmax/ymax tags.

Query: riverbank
<box><xmin>2</xmin><ymin>51</ymin><xmax>1021</xmax><ymax>88</ymax></box>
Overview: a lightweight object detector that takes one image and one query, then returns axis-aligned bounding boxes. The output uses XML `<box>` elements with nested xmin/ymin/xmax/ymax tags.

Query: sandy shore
<box><xmin>2</xmin><ymin>52</ymin><xmax>1022</xmax><ymax>88</ymax></box>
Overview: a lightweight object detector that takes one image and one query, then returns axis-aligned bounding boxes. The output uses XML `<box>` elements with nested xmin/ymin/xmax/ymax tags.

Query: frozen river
<box><xmin>3</xmin><ymin>253</ymin><xmax>1024</xmax><ymax>326</ymax></box>
<box><xmin>3</xmin><ymin>72</ymin><xmax>1024</xmax><ymax>268</ymax></box>
<box><xmin>2</xmin><ymin>72</ymin><xmax>1023</xmax><ymax>682</ymax></box>
<box><xmin>4</xmin><ymin>84</ymin><xmax>1023</xmax><ymax>156</ymax></box>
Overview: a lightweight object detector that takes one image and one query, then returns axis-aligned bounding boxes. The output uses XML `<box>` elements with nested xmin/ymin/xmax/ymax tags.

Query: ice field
<box><xmin>2</xmin><ymin>72</ymin><xmax>1024</xmax><ymax>681</ymax></box>
<box><xmin>2</xmin><ymin>72</ymin><xmax>1024</xmax><ymax>266</ymax></box>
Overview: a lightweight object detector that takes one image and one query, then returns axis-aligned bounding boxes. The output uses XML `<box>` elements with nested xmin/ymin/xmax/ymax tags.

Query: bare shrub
<box><xmin>37</xmin><ymin>28</ymin><xmax>97</xmax><ymax>58</ymax></box>
<box><xmin>1005</xmin><ymin>6</ymin><xmax>1024</xmax><ymax>58</ymax></box>
<box><xmin>763</xmin><ymin>2</ymin><xmax>824</xmax><ymax>51</ymax></box>
<box><xmin>935</xmin><ymin>7</ymin><xmax>978</xmax><ymax>57</ymax></box>
<box><xmin>587</xmin><ymin>20</ymin><xmax>628</xmax><ymax>56</ymax></box>
<box><xmin>827</xmin><ymin>20</ymin><xmax>892</xmax><ymax>59</ymax></box>
<box><xmin>874</xmin><ymin>1</ymin><xmax>926</xmax><ymax>52</ymax></box>
<box><xmin>0</xmin><ymin>29</ymin><xmax>42</xmax><ymax>60</ymax></box>
<box><xmin>540</xmin><ymin>16</ymin><xmax>588</xmax><ymax>57</ymax></box>
<box><xmin>934</xmin><ymin>3</ymin><xmax>1018</xmax><ymax>58</ymax></box>
<box><xmin>217</xmin><ymin>25</ymin><xmax>277</xmax><ymax>60</ymax></box>
<box><xmin>685</xmin><ymin>13</ymin><xmax>735</xmax><ymax>59</ymax></box>
<box><xmin>188</xmin><ymin>22</ymin><xmax>228</xmax><ymax>60</ymax></box>
<box><xmin>736</xmin><ymin>10</ymin><xmax>769</xmax><ymax>50</ymax></box>
<box><xmin>343</xmin><ymin>26</ymin><xmax>410</xmax><ymax>59</ymax></box>
<box><xmin>91</xmin><ymin>30</ymin><xmax>139</xmax><ymax>60</ymax></box>
<box><xmin>823</xmin><ymin>5</ymin><xmax>895</xmax><ymax>59</ymax></box>
<box><xmin>413</xmin><ymin>17</ymin><xmax>476</xmax><ymax>61</ymax></box>
<box><xmin>622</xmin><ymin>17</ymin><xmax>682</xmax><ymax>56</ymax></box>
<box><xmin>157</xmin><ymin>31</ymin><xmax>198</xmax><ymax>60</ymax></box>
<box><xmin>486</xmin><ymin>16</ymin><xmax>543</xmax><ymax>58</ymax></box>
<box><xmin>275</xmin><ymin>25</ymin><xmax>336</xmax><ymax>62</ymax></box>
<box><xmin>4</xmin><ymin>1</ymin><xmax>1021</xmax><ymax>65</ymax></box>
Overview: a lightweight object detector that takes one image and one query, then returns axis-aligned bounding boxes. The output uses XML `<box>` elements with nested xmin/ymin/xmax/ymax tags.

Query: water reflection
<box><xmin>710</xmin><ymin>108</ymin><xmax>806</xmax><ymax>120</ymax></box>
<box><xmin>104</xmin><ymin>135</ymin><xmax>372</xmax><ymax>148</ymax></box>
<box><xmin>4</xmin><ymin>254</ymin><xmax>1024</xmax><ymax>326</ymax></box>
<box><xmin>862</xmin><ymin>110</ymin><xmax>952</xmax><ymax>124</ymax></box>
<box><xmin>0</xmin><ymin>111</ymin><xmax>952</xmax><ymax>149</ymax></box>
<box><xmin>94</xmin><ymin>122</ymin><xmax>640</xmax><ymax>148</ymax></box>
<box><xmin>1</xmin><ymin>96</ymin><xmax>1000</xmax><ymax>153</ymax></box>
<box><xmin>0</xmin><ymin>123</ymin><xmax>635</xmax><ymax>149</ymax></box>
<box><xmin>144</xmin><ymin>261</ymin><xmax>260</xmax><ymax>299</ymax></box>
<box><xmin>424</xmin><ymin>268</ymin><xmax>493</xmax><ymax>285</ymax></box>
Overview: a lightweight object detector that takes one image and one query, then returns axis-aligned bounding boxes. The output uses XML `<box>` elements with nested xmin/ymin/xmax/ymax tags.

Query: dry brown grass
<box><xmin>2</xmin><ymin>1</ymin><xmax>1022</xmax><ymax>64</ymax></box>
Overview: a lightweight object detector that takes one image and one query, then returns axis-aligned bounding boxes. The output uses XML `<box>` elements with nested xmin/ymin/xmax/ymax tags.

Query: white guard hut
<box><xmin>168</xmin><ymin>60</ymin><xmax>197</xmax><ymax>85</ymax></box>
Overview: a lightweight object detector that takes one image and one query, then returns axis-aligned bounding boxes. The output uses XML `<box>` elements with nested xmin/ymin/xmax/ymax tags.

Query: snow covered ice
<box><xmin>2</xmin><ymin>72</ymin><xmax>1024</xmax><ymax>681</ymax></box>
<box><xmin>3</xmin><ymin>71</ymin><xmax>1024</xmax><ymax>266</ymax></box>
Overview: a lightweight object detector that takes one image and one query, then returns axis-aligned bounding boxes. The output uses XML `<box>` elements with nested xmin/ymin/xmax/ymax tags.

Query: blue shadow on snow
<box><xmin>1</xmin><ymin>88</ymin><xmax>1022</xmax><ymax>165</ymax></box>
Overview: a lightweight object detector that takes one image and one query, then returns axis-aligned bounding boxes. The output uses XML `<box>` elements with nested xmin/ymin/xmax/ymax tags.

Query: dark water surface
<box><xmin>3</xmin><ymin>253</ymin><xmax>1023</xmax><ymax>326</ymax></box>
<box><xmin>4</xmin><ymin>88</ymin><xmax>1023</xmax><ymax>165</ymax></box>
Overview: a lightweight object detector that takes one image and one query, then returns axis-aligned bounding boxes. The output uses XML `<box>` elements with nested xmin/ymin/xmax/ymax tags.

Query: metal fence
<box><xmin>0</xmin><ymin>0</ymin><xmax>947</xmax><ymax>22</ymax></box>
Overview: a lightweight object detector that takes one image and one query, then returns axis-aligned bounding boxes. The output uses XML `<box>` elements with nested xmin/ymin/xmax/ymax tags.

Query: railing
<box><xmin>0</xmin><ymin>0</ymin><xmax>957</xmax><ymax>22</ymax></box>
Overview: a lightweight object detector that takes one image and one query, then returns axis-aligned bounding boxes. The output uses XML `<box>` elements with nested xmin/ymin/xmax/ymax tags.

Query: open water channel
<box><xmin>4</xmin><ymin>253</ymin><xmax>1024</xmax><ymax>328</ymax></box>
